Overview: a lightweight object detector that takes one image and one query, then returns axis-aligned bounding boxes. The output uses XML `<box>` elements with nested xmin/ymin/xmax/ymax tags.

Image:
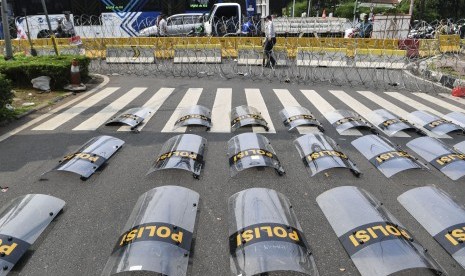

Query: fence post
<box><xmin>40</xmin><ymin>0</ymin><xmax>59</xmax><ymax>56</ymax></box>
<box><xmin>1</xmin><ymin>0</ymin><xmax>13</xmax><ymax>60</ymax></box>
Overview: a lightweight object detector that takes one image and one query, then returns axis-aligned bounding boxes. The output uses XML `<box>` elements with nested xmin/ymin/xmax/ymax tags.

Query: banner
<box><xmin>246</xmin><ymin>0</ymin><xmax>256</xmax><ymax>17</ymax></box>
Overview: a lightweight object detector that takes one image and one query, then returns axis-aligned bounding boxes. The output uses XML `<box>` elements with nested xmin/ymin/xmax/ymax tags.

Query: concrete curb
<box><xmin>13</xmin><ymin>73</ymin><xmax>106</xmax><ymax>120</ymax></box>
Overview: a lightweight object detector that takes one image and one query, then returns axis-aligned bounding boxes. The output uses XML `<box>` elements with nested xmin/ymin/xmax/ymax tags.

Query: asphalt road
<box><xmin>1</xmin><ymin>75</ymin><xmax>465</xmax><ymax>276</ymax></box>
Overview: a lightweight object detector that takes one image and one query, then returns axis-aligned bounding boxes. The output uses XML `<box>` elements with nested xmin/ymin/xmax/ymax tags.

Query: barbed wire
<box><xmin>3</xmin><ymin>15</ymin><xmax>464</xmax><ymax>92</ymax></box>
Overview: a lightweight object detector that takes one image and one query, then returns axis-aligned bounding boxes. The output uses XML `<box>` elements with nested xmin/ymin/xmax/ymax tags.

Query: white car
<box><xmin>138</xmin><ymin>13</ymin><xmax>205</xmax><ymax>36</ymax></box>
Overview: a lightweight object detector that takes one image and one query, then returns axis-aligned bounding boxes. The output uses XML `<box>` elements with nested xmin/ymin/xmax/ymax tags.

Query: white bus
<box><xmin>11</xmin><ymin>0</ymin><xmax>212</xmax><ymax>38</ymax></box>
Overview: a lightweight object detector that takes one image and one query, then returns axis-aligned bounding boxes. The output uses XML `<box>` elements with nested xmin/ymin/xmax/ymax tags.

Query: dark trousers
<box><xmin>263</xmin><ymin>37</ymin><xmax>276</xmax><ymax>66</ymax></box>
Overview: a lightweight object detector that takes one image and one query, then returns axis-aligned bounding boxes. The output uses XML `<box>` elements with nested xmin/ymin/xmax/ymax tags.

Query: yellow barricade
<box><xmin>2</xmin><ymin>36</ymin><xmax>412</xmax><ymax>62</ymax></box>
<box><xmin>105</xmin><ymin>45</ymin><xmax>155</xmax><ymax>63</ymax></box>
<box><xmin>439</xmin><ymin>35</ymin><xmax>460</xmax><ymax>53</ymax></box>
<box><xmin>354</xmin><ymin>49</ymin><xmax>407</xmax><ymax>69</ymax></box>
<box><xmin>173</xmin><ymin>44</ymin><xmax>222</xmax><ymax>63</ymax></box>
<box><xmin>296</xmin><ymin>47</ymin><xmax>349</xmax><ymax>67</ymax></box>
<box><xmin>418</xmin><ymin>39</ymin><xmax>440</xmax><ymax>57</ymax></box>
<box><xmin>237</xmin><ymin>45</ymin><xmax>288</xmax><ymax>66</ymax></box>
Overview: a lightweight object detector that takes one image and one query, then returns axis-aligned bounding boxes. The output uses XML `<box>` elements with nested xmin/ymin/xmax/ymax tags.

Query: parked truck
<box><xmin>203</xmin><ymin>2</ymin><xmax>348</xmax><ymax>37</ymax></box>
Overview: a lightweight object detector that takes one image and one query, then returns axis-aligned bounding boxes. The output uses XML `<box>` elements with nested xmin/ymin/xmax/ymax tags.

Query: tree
<box><xmin>399</xmin><ymin>0</ymin><xmax>465</xmax><ymax>21</ymax></box>
<box><xmin>285</xmin><ymin>0</ymin><xmax>309</xmax><ymax>17</ymax></box>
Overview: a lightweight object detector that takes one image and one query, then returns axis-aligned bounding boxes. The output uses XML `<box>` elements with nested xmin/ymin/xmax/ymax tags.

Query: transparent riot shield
<box><xmin>229</xmin><ymin>188</ymin><xmax>319</xmax><ymax>276</ymax></box>
<box><xmin>227</xmin><ymin>133</ymin><xmax>284</xmax><ymax>177</ymax></box>
<box><xmin>279</xmin><ymin>106</ymin><xmax>324</xmax><ymax>132</ymax></box>
<box><xmin>294</xmin><ymin>133</ymin><xmax>360</xmax><ymax>177</ymax></box>
<box><xmin>454</xmin><ymin>141</ymin><xmax>465</xmax><ymax>154</ymax></box>
<box><xmin>317</xmin><ymin>186</ymin><xmax>445</xmax><ymax>276</ymax></box>
<box><xmin>230</xmin><ymin>105</ymin><xmax>269</xmax><ymax>132</ymax></box>
<box><xmin>325</xmin><ymin>109</ymin><xmax>376</xmax><ymax>135</ymax></box>
<box><xmin>409</xmin><ymin>110</ymin><xmax>463</xmax><ymax>135</ymax></box>
<box><xmin>399</xmin><ymin>186</ymin><xmax>465</xmax><ymax>269</ymax></box>
<box><xmin>174</xmin><ymin>105</ymin><xmax>212</xmax><ymax>130</ymax></box>
<box><xmin>407</xmin><ymin>137</ymin><xmax>465</xmax><ymax>180</ymax></box>
<box><xmin>105</xmin><ymin>107</ymin><xmax>153</xmax><ymax>130</ymax></box>
<box><xmin>147</xmin><ymin>134</ymin><xmax>206</xmax><ymax>179</ymax></box>
<box><xmin>444</xmin><ymin>111</ymin><xmax>465</xmax><ymax>128</ymax></box>
<box><xmin>0</xmin><ymin>194</ymin><xmax>65</xmax><ymax>275</ymax></box>
<box><xmin>368</xmin><ymin>108</ymin><xmax>423</xmax><ymax>137</ymax></box>
<box><xmin>351</xmin><ymin>134</ymin><xmax>424</xmax><ymax>178</ymax></box>
<box><xmin>102</xmin><ymin>186</ymin><xmax>199</xmax><ymax>275</ymax></box>
<box><xmin>41</xmin><ymin>135</ymin><xmax>124</xmax><ymax>180</ymax></box>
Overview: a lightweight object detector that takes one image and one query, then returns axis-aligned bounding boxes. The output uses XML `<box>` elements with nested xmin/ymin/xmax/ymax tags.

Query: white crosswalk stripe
<box><xmin>245</xmin><ymin>88</ymin><xmax>276</xmax><ymax>133</ymax></box>
<box><xmin>385</xmin><ymin>92</ymin><xmax>444</xmax><ymax>117</ymax></box>
<box><xmin>210</xmin><ymin>88</ymin><xmax>232</xmax><ymax>133</ymax></box>
<box><xmin>161</xmin><ymin>88</ymin><xmax>203</xmax><ymax>133</ymax></box>
<box><xmin>33</xmin><ymin>87</ymin><xmax>119</xmax><ymax>131</ymax></box>
<box><xmin>14</xmin><ymin>86</ymin><xmax>465</xmax><ymax>139</ymax></box>
<box><xmin>329</xmin><ymin>90</ymin><xmax>410</xmax><ymax>137</ymax></box>
<box><xmin>385</xmin><ymin>92</ymin><xmax>456</xmax><ymax>139</ymax></box>
<box><xmin>440</xmin><ymin>93</ymin><xmax>465</xmax><ymax>105</ymax></box>
<box><xmin>358</xmin><ymin>91</ymin><xmax>450</xmax><ymax>138</ymax></box>
<box><xmin>118</xmin><ymin>87</ymin><xmax>175</xmax><ymax>132</ymax></box>
<box><xmin>73</xmin><ymin>87</ymin><xmax>147</xmax><ymax>131</ymax></box>
<box><xmin>413</xmin><ymin>93</ymin><xmax>465</xmax><ymax>113</ymax></box>
<box><xmin>300</xmin><ymin>89</ymin><xmax>362</xmax><ymax>136</ymax></box>
<box><xmin>273</xmin><ymin>89</ymin><xmax>320</xmax><ymax>134</ymax></box>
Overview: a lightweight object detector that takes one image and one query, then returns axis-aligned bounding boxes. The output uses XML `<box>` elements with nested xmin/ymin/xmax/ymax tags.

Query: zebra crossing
<box><xmin>329</xmin><ymin>89</ymin><xmax>411</xmax><ymax>138</ymax></box>
<box><xmin>299</xmin><ymin>89</ymin><xmax>362</xmax><ymax>136</ymax></box>
<box><xmin>15</xmin><ymin>85</ymin><xmax>465</xmax><ymax>138</ymax></box>
<box><xmin>161</xmin><ymin>88</ymin><xmax>203</xmax><ymax>133</ymax></box>
<box><xmin>73</xmin><ymin>87</ymin><xmax>147</xmax><ymax>131</ymax></box>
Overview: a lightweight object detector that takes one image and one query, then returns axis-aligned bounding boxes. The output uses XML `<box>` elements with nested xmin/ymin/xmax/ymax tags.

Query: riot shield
<box><xmin>368</xmin><ymin>108</ymin><xmax>423</xmax><ymax>136</ymax></box>
<box><xmin>351</xmin><ymin>135</ymin><xmax>424</xmax><ymax>178</ymax></box>
<box><xmin>227</xmin><ymin>133</ymin><xmax>284</xmax><ymax>177</ymax></box>
<box><xmin>147</xmin><ymin>134</ymin><xmax>206</xmax><ymax>179</ymax></box>
<box><xmin>105</xmin><ymin>107</ymin><xmax>153</xmax><ymax>130</ymax></box>
<box><xmin>294</xmin><ymin>133</ymin><xmax>360</xmax><ymax>177</ymax></box>
<box><xmin>229</xmin><ymin>188</ymin><xmax>319</xmax><ymax>276</ymax></box>
<box><xmin>230</xmin><ymin>105</ymin><xmax>269</xmax><ymax>132</ymax></box>
<box><xmin>41</xmin><ymin>135</ymin><xmax>124</xmax><ymax>180</ymax></box>
<box><xmin>407</xmin><ymin>137</ymin><xmax>465</xmax><ymax>180</ymax></box>
<box><xmin>317</xmin><ymin>186</ymin><xmax>445</xmax><ymax>276</ymax></box>
<box><xmin>0</xmin><ymin>194</ymin><xmax>65</xmax><ymax>275</ymax></box>
<box><xmin>409</xmin><ymin>110</ymin><xmax>463</xmax><ymax>135</ymax></box>
<box><xmin>279</xmin><ymin>106</ymin><xmax>324</xmax><ymax>132</ymax></box>
<box><xmin>454</xmin><ymin>141</ymin><xmax>465</xmax><ymax>154</ymax></box>
<box><xmin>399</xmin><ymin>186</ymin><xmax>465</xmax><ymax>269</ymax></box>
<box><xmin>102</xmin><ymin>186</ymin><xmax>199</xmax><ymax>276</ymax></box>
<box><xmin>444</xmin><ymin>111</ymin><xmax>465</xmax><ymax>128</ymax></box>
<box><xmin>173</xmin><ymin>105</ymin><xmax>212</xmax><ymax>130</ymax></box>
<box><xmin>325</xmin><ymin>109</ymin><xmax>376</xmax><ymax>134</ymax></box>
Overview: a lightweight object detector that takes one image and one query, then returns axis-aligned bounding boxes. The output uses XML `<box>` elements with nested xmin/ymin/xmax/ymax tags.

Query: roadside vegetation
<box><xmin>0</xmin><ymin>55</ymin><xmax>90</xmax><ymax>123</ymax></box>
<box><xmin>284</xmin><ymin>0</ymin><xmax>465</xmax><ymax>22</ymax></box>
<box><xmin>0</xmin><ymin>74</ymin><xmax>14</xmax><ymax>122</ymax></box>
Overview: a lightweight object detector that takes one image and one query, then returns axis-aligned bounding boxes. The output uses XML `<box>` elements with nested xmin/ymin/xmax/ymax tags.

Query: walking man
<box><xmin>263</xmin><ymin>15</ymin><xmax>276</xmax><ymax>68</ymax></box>
<box><xmin>158</xmin><ymin>14</ymin><xmax>167</xmax><ymax>37</ymax></box>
